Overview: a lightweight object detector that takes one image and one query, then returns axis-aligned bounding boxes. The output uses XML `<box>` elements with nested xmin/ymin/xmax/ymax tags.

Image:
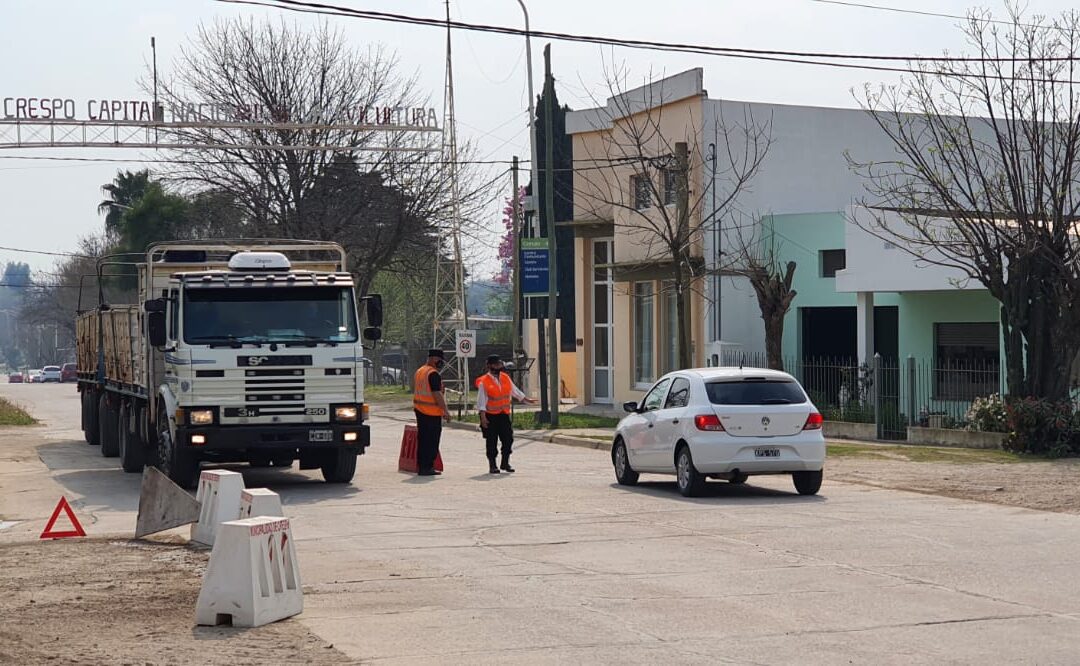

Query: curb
<box><xmin>377</xmin><ymin>411</ymin><xmax>611</xmax><ymax>451</ymax></box>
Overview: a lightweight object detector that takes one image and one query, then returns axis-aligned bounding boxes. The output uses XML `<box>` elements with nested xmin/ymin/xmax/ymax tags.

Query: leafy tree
<box><xmin>98</xmin><ymin>170</ymin><xmax>150</xmax><ymax>238</ymax></box>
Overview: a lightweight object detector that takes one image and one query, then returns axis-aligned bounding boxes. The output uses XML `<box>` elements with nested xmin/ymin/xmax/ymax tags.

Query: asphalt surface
<box><xmin>3</xmin><ymin>382</ymin><xmax>1080</xmax><ymax>664</ymax></box>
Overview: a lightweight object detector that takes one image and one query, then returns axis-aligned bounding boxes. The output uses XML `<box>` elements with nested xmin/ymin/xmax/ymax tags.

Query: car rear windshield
<box><xmin>705</xmin><ymin>379</ymin><xmax>807</xmax><ymax>405</ymax></box>
<box><xmin>43</xmin><ymin>366</ymin><xmax>60</xmax><ymax>371</ymax></box>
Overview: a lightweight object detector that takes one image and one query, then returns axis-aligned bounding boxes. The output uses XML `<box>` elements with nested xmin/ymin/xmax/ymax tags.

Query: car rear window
<box><xmin>705</xmin><ymin>379</ymin><xmax>807</xmax><ymax>405</ymax></box>
<box><xmin>44</xmin><ymin>366</ymin><xmax>60</xmax><ymax>371</ymax></box>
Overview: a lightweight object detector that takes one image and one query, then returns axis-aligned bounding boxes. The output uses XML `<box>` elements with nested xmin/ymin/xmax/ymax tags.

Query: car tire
<box><xmin>382</xmin><ymin>373</ymin><xmax>396</xmax><ymax>386</ymax></box>
<box><xmin>155</xmin><ymin>404</ymin><xmax>199</xmax><ymax>489</ymax></box>
<box><xmin>612</xmin><ymin>438</ymin><xmax>639</xmax><ymax>486</ymax></box>
<box><xmin>729</xmin><ymin>472</ymin><xmax>749</xmax><ymax>485</ymax></box>
<box><xmin>84</xmin><ymin>391</ymin><xmax>100</xmax><ymax>446</ymax></box>
<box><xmin>99</xmin><ymin>396</ymin><xmax>120</xmax><ymax>458</ymax></box>
<box><xmin>321</xmin><ymin>448</ymin><xmax>357</xmax><ymax>484</ymax></box>
<box><xmin>675</xmin><ymin>445</ymin><xmax>706</xmax><ymax>498</ymax></box>
<box><xmin>793</xmin><ymin>470</ymin><xmax>823</xmax><ymax>496</ymax></box>
<box><xmin>118</xmin><ymin>405</ymin><xmax>145</xmax><ymax>473</ymax></box>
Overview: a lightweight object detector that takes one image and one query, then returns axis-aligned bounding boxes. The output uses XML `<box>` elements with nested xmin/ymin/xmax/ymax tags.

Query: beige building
<box><xmin>563</xmin><ymin>69</ymin><xmax>709</xmax><ymax>407</ymax></box>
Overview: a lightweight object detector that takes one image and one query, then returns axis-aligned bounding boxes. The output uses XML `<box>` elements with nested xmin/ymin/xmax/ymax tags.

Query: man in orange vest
<box><xmin>413</xmin><ymin>349</ymin><xmax>451</xmax><ymax>476</ymax></box>
<box><xmin>477</xmin><ymin>354</ymin><xmax>536</xmax><ymax>474</ymax></box>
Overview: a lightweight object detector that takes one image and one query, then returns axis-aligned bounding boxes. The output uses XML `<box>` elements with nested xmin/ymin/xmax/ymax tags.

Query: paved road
<box><xmin>3</xmin><ymin>383</ymin><xmax>1080</xmax><ymax>664</ymax></box>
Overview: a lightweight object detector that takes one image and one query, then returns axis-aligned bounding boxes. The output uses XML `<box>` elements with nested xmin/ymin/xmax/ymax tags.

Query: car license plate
<box><xmin>309</xmin><ymin>429</ymin><xmax>333</xmax><ymax>442</ymax></box>
<box><xmin>754</xmin><ymin>447</ymin><xmax>781</xmax><ymax>458</ymax></box>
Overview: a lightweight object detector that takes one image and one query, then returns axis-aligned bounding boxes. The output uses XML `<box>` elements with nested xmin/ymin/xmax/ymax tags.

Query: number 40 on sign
<box><xmin>455</xmin><ymin>329</ymin><xmax>476</xmax><ymax>358</ymax></box>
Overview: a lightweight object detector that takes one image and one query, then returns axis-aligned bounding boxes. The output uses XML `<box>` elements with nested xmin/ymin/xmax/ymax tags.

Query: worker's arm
<box><xmin>477</xmin><ymin>384</ymin><xmax>489</xmax><ymax>428</ymax></box>
<box><xmin>510</xmin><ymin>379</ymin><xmax>537</xmax><ymax>405</ymax></box>
<box><xmin>431</xmin><ymin>372</ymin><xmax>451</xmax><ymax>421</ymax></box>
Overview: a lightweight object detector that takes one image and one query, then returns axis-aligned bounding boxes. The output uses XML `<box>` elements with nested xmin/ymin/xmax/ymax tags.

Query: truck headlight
<box><xmin>189</xmin><ymin>409</ymin><xmax>214</xmax><ymax>425</ymax></box>
<box><xmin>334</xmin><ymin>405</ymin><xmax>358</xmax><ymax>422</ymax></box>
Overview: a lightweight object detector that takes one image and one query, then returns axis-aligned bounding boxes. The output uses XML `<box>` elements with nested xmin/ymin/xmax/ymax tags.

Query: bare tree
<box><xmin>573</xmin><ymin>68</ymin><xmax>772</xmax><ymax>369</ymax></box>
<box><xmin>850</xmin><ymin>7</ymin><xmax>1080</xmax><ymax>401</ymax></box>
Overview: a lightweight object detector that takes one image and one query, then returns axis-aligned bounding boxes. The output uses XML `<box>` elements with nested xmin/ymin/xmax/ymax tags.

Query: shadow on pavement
<box><xmin>610</xmin><ymin>480</ymin><xmax>827</xmax><ymax>505</ymax></box>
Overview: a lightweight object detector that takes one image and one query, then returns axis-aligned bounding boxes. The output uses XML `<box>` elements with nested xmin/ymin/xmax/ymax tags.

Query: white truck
<box><xmin>76</xmin><ymin>240</ymin><xmax>381</xmax><ymax>488</ymax></box>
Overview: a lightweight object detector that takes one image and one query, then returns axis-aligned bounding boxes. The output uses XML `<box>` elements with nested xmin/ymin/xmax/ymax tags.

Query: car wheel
<box><xmin>792</xmin><ymin>470</ymin><xmax>823</xmax><ymax>496</ymax></box>
<box><xmin>612</xmin><ymin>438</ymin><xmax>639</xmax><ymax>486</ymax></box>
<box><xmin>99</xmin><ymin>396</ymin><xmax>120</xmax><ymax>458</ymax></box>
<box><xmin>321</xmin><ymin>448</ymin><xmax>357</xmax><ymax>484</ymax></box>
<box><xmin>382</xmin><ymin>373</ymin><xmax>396</xmax><ymax>385</ymax></box>
<box><xmin>155</xmin><ymin>404</ymin><xmax>199</xmax><ymax>489</ymax></box>
<box><xmin>729</xmin><ymin>472</ymin><xmax>749</xmax><ymax>485</ymax></box>
<box><xmin>118</xmin><ymin>405</ymin><xmax>145</xmax><ymax>473</ymax></box>
<box><xmin>675</xmin><ymin>445</ymin><xmax>706</xmax><ymax>498</ymax></box>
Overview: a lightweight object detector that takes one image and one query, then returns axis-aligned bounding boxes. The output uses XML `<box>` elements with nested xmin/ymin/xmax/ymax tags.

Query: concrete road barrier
<box><xmin>190</xmin><ymin>470</ymin><xmax>244</xmax><ymax>546</ymax></box>
<box><xmin>195</xmin><ymin>516</ymin><xmax>303</xmax><ymax>628</ymax></box>
<box><xmin>238</xmin><ymin>488</ymin><xmax>284</xmax><ymax>520</ymax></box>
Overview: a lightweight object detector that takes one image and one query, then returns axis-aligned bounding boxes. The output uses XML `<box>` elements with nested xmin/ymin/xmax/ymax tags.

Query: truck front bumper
<box><xmin>176</xmin><ymin>423</ymin><xmax>370</xmax><ymax>452</ymax></box>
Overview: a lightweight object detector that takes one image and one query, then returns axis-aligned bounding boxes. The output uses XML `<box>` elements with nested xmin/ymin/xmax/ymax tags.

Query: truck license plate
<box><xmin>309</xmin><ymin>429</ymin><xmax>333</xmax><ymax>442</ymax></box>
<box><xmin>754</xmin><ymin>447</ymin><xmax>781</xmax><ymax>458</ymax></box>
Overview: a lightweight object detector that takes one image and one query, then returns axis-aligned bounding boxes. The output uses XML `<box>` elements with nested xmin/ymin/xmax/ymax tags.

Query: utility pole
<box><xmin>511</xmin><ymin>156</ymin><xmax>522</xmax><ymax>358</ymax></box>
<box><xmin>543</xmin><ymin>45</ymin><xmax>559</xmax><ymax>426</ymax></box>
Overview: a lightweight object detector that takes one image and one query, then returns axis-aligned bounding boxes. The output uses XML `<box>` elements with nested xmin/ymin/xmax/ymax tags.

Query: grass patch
<box><xmin>459</xmin><ymin>411</ymin><xmax>620</xmax><ymax>430</ymax></box>
<box><xmin>0</xmin><ymin>397</ymin><xmax>36</xmax><ymax>426</ymax></box>
<box><xmin>827</xmin><ymin>442</ymin><xmax>1034</xmax><ymax>464</ymax></box>
<box><xmin>364</xmin><ymin>384</ymin><xmax>412</xmax><ymax>402</ymax></box>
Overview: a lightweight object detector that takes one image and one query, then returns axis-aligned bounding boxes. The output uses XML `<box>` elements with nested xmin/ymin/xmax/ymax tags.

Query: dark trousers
<box><xmin>482</xmin><ymin>412</ymin><xmax>514</xmax><ymax>461</ymax></box>
<box><xmin>415</xmin><ymin>410</ymin><xmax>443</xmax><ymax>472</ymax></box>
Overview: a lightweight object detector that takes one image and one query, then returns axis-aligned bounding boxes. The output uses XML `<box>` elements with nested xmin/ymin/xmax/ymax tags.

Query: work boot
<box><xmin>500</xmin><ymin>457</ymin><xmax>515</xmax><ymax>473</ymax></box>
<box><xmin>488</xmin><ymin>459</ymin><xmax>500</xmax><ymax>474</ymax></box>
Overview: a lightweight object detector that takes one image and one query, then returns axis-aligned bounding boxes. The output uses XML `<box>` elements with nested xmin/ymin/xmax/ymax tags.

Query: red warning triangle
<box><xmin>40</xmin><ymin>496</ymin><xmax>87</xmax><ymax>539</ymax></box>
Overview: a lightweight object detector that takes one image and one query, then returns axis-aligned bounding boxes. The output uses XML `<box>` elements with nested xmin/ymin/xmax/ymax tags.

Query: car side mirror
<box><xmin>148</xmin><ymin>311</ymin><xmax>167</xmax><ymax>347</ymax></box>
<box><xmin>362</xmin><ymin>326</ymin><xmax>382</xmax><ymax>342</ymax></box>
<box><xmin>623</xmin><ymin>401</ymin><xmax>640</xmax><ymax>414</ymax></box>
<box><xmin>364</xmin><ymin>294</ymin><xmax>383</xmax><ymax>328</ymax></box>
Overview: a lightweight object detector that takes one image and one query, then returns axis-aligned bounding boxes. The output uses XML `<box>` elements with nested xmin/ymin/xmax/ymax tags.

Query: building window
<box><xmin>634</xmin><ymin>282</ymin><xmax>655</xmax><ymax>386</ymax></box>
<box><xmin>934</xmin><ymin>322</ymin><xmax>1000</xmax><ymax>399</ymax></box>
<box><xmin>820</xmin><ymin>249</ymin><xmax>846</xmax><ymax>278</ymax></box>
<box><xmin>663</xmin><ymin>169</ymin><xmax>677</xmax><ymax>206</ymax></box>
<box><xmin>631</xmin><ymin>174</ymin><xmax>652</xmax><ymax>210</ymax></box>
<box><xmin>592</xmin><ymin>239</ymin><xmax>614</xmax><ymax>403</ymax></box>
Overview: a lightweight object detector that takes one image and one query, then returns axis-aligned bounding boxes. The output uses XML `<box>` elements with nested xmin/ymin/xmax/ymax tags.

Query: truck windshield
<box><xmin>183</xmin><ymin>286</ymin><xmax>358</xmax><ymax>344</ymax></box>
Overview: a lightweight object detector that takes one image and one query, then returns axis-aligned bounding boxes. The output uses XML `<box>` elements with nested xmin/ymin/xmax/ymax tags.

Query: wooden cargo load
<box><xmin>76</xmin><ymin>306</ymin><xmax>145</xmax><ymax>389</ymax></box>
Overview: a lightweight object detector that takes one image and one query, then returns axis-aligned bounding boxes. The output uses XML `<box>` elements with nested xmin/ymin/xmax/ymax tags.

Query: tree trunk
<box><xmin>674</xmin><ymin>263</ymin><xmax>692</xmax><ymax>370</ymax></box>
<box><xmin>764</xmin><ymin>313</ymin><xmax>784</xmax><ymax>371</ymax></box>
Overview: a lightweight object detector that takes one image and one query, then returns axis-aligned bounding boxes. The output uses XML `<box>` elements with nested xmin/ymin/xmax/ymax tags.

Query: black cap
<box><xmin>427</xmin><ymin>349</ymin><xmax>445</xmax><ymax>359</ymax></box>
<box><xmin>486</xmin><ymin>354</ymin><xmax>502</xmax><ymax>364</ymax></box>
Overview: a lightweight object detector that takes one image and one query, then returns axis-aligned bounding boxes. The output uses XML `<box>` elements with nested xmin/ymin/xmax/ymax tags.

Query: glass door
<box><xmin>592</xmin><ymin>239</ymin><xmax>614</xmax><ymax>404</ymax></box>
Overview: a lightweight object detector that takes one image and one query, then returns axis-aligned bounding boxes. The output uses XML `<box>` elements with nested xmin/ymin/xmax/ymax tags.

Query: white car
<box><xmin>611</xmin><ymin>367</ymin><xmax>826</xmax><ymax>497</ymax></box>
<box><xmin>41</xmin><ymin>365</ymin><xmax>62</xmax><ymax>383</ymax></box>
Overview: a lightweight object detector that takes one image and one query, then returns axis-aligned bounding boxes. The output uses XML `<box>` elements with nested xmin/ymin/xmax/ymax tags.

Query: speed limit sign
<box><xmin>455</xmin><ymin>329</ymin><xmax>477</xmax><ymax>358</ymax></box>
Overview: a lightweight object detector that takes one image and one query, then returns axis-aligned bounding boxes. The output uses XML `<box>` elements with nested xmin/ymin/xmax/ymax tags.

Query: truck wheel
<box><xmin>118</xmin><ymin>406</ymin><xmax>145</xmax><ymax>473</ymax></box>
<box><xmin>321</xmin><ymin>448</ymin><xmax>357</xmax><ymax>484</ymax></box>
<box><xmin>99</xmin><ymin>396</ymin><xmax>120</xmax><ymax>458</ymax></box>
<box><xmin>84</xmin><ymin>391</ymin><xmax>100</xmax><ymax>446</ymax></box>
<box><xmin>155</xmin><ymin>405</ymin><xmax>198</xmax><ymax>489</ymax></box>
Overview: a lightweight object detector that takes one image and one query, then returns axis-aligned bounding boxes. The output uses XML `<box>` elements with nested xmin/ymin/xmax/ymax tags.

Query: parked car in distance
<box><xmin>61</xmin><ymin>363</ymin><xmax>77</xmax><ymax>382</ymax></box>
<box><xmin>41</xmin><ymin>365</ymin><xmax>62</xmax><ymax>383</ymax></box>
<box><xmin>611</xmin><ymin>367</ymin><xmax>826</xmax><ymax>498</ymax></box>
<box><xmin>7</xmin><ymin>372</ymin><xmax>23</xmax><ymax>384</ymax></box>
<box><xmin>27</xmin><ymin>369</ymin><xmax>44</xmax><ymax>383</ymax></box>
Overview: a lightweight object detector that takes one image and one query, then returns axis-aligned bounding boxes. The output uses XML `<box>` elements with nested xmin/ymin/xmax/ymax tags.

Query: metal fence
<box><xmin>719</xmin><ymin>351</ymin><xmax>1003</xmax><ymax>441</ymax></box>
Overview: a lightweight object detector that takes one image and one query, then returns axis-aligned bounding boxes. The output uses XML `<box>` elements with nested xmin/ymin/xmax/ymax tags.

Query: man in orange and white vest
<box><xmin>413</xmin><ymin>349</ymin><xmax>451</xmax><ymax>476</ymax></box>
<box><xmin>476</xmin><ymin>354</ymin><xmax>536</xmax><ymax>474</ymax></box>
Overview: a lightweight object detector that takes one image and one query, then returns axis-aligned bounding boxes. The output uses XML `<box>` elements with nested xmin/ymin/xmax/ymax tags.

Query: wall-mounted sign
<box><xmin>520</xmin><ymin>238</ymin><xmax>550</xmax><ymax>297</ymax></box>
<box><xmin>1</xmin><ymin>97</ymin><xmax>439</xmax><ymax>128</ymax></box>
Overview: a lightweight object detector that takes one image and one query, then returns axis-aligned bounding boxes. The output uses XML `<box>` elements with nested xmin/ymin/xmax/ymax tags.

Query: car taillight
<box><xmin>694</xmin><ymin>414</ymin><xmax>725</xmax><ymax>431</ymax></box>
<box><xmin>803</xmin><ymin>412</ymin><xmax>823</xmax><ymax>430</ymax></box>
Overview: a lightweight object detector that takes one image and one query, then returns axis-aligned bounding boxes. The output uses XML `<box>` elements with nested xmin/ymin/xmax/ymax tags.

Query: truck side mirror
<box><xmin>363</xmin><ymin>327</ymin><xmax>382</xmax><ymax>342</ymax></box>
<box><xmin>364</xmin><ymin>294</ymin><xmax>383</xmax><ymax>328</ymax></box>
<box><xmin>148</xmin><ymin>311</ymin><xmax>167</xmax><ymax>347</ymax></box>
<box><xmin>144</xmin><ymin>298</ymin><xmax>166</xmax><ymax>314</ymax></box>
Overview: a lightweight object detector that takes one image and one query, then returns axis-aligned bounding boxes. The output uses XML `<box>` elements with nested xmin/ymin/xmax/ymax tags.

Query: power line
<box><xmin>808</xmin><ymin>0</ymin><xmax>1052</xmax><ymax>31</ymax></box>
<box><xmin>222</xmin><ymin>0</ymin><xmax>1080</xmax><ymax>66</ymax></box>
<box><xmin>0</xmin><ymin>246</ymin><xmax>91</xmax><ymax>258</ymax></box>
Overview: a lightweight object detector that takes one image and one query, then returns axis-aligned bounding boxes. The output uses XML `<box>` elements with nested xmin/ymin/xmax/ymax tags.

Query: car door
<box><xmin>631</xmin><ymin>377</ymin><xmax>673</xmax><ymax>470</ymax></box>
<box><xmin>646</xmin><ymin>376</ymin><xmax>692</xmax><ymax>471</ymax></box>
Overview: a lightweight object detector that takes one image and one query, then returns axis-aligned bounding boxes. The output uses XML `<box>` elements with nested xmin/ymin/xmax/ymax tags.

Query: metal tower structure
<box><xmin>432</xmin><ymin>0</ymin><xmax>469</xmax><ymax>406</ymax></box>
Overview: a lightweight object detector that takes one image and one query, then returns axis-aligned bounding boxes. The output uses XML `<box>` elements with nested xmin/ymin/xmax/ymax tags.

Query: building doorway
<box><xmin>591</xmin><ymin>239</ymin><xmax>614</xmax><ymax>404</ymax></box>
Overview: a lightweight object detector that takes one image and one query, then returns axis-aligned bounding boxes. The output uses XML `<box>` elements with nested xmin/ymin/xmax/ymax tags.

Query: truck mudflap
<box><xmin>175</xmin><ymin>423</ymin><xmax>370</xmax><ymax>452</ymax></box>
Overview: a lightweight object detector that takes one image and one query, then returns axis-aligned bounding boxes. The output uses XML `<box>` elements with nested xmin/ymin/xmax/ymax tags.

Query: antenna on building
<box><xmin>431</xmin><ymin>0</ymin><xmax>469</xmax><ymax>412</ymax></box>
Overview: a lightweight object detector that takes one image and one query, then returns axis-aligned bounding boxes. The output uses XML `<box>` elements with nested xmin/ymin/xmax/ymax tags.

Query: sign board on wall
<box><xmin>455</xmin><ymin>329</ymin><xmax>477</xmax><ymax>358</ymax></box>
<box><xmin>520</xmin><ymin>238</ymin><xmax>549</xmax><ymax>296</ymax></box>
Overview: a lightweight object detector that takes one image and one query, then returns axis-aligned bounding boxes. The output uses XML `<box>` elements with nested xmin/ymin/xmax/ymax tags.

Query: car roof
<box><xmin>676</xmin><ymin>367</ymin><xmax>796</xmax><ymax>382</ymax></box>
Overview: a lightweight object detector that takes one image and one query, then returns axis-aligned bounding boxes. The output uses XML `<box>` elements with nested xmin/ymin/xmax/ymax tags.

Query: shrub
<box><xmin>965</xmin><ymin>394</ymin><xmax>1009</xmax><ymax>433</ymax></box>
<box><xmin>1003</xmin><ymin>397</ymin><xmax>1078</xmax><ymax>457</ymax></box>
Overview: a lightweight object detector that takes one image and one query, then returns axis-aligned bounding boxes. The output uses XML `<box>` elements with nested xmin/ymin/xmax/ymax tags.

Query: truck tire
<box><xmin>99</xmin><ymin>395</ymin><xmax>120</xmax><ymax>458</ymax></box>
<box><xmin>118</xmin><ymin>406</ymin><xmax>145</xmax><ymax>473</ymax></box>
<box><xmin>321</xmin><ymin>448</ymin><xmax>357</xmax><ymax>484</ymax></box>
<box><xmin>155</xmin><ymin>404</ymin><xmax>198</xmax><ymax>489</ymax></box>
<box><xmin>84</xmin><ymin>391</ymin><xmax>100</xmax><ymax>446</ymax></box>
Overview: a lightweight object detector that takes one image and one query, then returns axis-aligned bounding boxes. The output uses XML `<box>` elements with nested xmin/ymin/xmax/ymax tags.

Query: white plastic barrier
<box><xmin>190</xmin><ymin>470</ymin><xmax>245</xmax><ymax>546</ymax></box>
<box><xmin>195</xmin><ymin>516</ymin><xmax>303</xmax><ymax>627</ymax></box>
<box><xmin>238</xmin><ymin>488</ymin><xmax>284</xmax><ymax>520</ymax></box>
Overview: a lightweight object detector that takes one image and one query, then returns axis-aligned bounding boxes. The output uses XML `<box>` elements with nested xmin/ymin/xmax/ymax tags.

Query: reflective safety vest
<box><xmin>413</xmin><ymin>365</ymin><xmax>443</xmax><ymax>416</ymax></box>
<box><xmin>479</xmin><ymin>372</ymin><xmax>513</xmax><ymax>415</ymax></box>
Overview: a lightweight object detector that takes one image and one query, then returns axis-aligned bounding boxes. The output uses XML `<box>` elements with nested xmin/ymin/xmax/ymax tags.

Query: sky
<box><xmin>0</xmin><ymin>0</ymin><xmax>1075</xmax><ymax>278</ymax></box>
